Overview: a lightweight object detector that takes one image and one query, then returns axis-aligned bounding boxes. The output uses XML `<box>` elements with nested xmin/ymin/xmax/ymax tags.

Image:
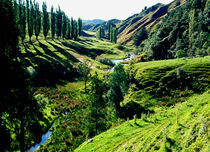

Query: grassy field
<box><xmin>75</xmin><ymin>90</ymin><xmax>209</xmax><ymax>152</ymax></box>
<box><xmin>74</xmin><ymin>56</ymin><xmax>210</xmax><ymax>152</ymax></box>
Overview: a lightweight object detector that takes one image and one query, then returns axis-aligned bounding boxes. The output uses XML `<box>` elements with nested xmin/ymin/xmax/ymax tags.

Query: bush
<box><xmin>96</xmin><ymin>57</ymin><xmax>115</xmax><ymax>66</ymax></box>
<box><xmin>176</xmin><ymin>49</ymin><xmax>187</xmax><ymax>58</ymax></box>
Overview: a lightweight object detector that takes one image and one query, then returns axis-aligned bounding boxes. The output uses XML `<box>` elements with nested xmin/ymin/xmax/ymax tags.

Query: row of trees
<box><xmin>12</xmin><ymin>0</ymin><xmax>83</xmax><ymax>42</ymax></box>
<box><xmin>0</xmin><ymin>0</ymin><xmax>50</xmax><ymax>151</ymax></box>
<box><xmin>96</xmin><ymin>25</ymin><xmax>118</xmax><ymax>44</ymax></box>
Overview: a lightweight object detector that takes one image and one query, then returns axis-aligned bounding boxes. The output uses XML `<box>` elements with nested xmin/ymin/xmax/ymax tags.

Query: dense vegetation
<box><xmin>0</xmin><ymin>1</ymin><xmax>54</xmax><ymax>151</ymax></box>
<box><xmin>137</xmin><ymin>0</ymin><xmax>209</xmax><ymax>60</ymax></box>
<box><xmin>1</xmin><ymin>0</ymin><xmax>209</xmax><ymax>151</ymax></box>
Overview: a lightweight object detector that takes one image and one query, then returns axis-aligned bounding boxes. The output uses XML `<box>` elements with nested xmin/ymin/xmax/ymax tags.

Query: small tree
<box><xmin>107</xmin><ymin>64</ymin><xmax>129</xmax><ymax>114</ymax></box>
<box><xmin>75</xmin><ymin>60</ymin><xmax>92</xmax><ymax>93</ymax></box>
<box><xmin>86</xmin><ymin>73</ymin><xmax>107</xmax><ymax>136</ymax></box>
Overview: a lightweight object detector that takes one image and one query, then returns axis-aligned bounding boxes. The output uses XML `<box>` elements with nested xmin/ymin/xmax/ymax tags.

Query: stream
<box><xmin>28</xmin><ymin>54</ymin><xmax>135</xmax><ymax>151</ymax></box>
<box><xmin>105</xmin><ymin>54</ymin><xmax>136</xmax><ymax>72</ymax></box>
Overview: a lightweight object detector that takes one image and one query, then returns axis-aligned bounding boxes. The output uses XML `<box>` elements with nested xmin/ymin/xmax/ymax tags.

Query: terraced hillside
<box><xmin>75</xmin><ymin>91</ymin><xmax>209</xmax><ymax>152</ymax></box>
<box><xmin>117</xmin><ymin>0</ymin><xmax>186</xmax><ymax>45</ymax></box>
<box><xmin>75</xmin><ymin>56</ymin><xmax>210</xmax><ymax>152</ymax></box>
<box><xmin>19</xmin><ymin>36</ymin><xmax>128</xmax><ymax>85</ymax></box>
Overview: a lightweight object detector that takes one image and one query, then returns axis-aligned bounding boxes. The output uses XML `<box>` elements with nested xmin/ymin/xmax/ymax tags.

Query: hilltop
<box><xmin>117</xmin><ymin>0</ymin><xmax>186</xmax><ymax>45</ymax></box>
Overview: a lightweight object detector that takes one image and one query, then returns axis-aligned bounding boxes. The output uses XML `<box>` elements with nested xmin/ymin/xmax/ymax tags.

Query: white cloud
<box><xmin>36</xmin><ymin>0</ymin><xmax>174</xmax><ymax>20</ymax></box>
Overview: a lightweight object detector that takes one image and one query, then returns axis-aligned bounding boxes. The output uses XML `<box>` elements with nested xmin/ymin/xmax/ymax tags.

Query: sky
<box><xmin>36</xmin><ymin>0</ymin><xmax>174</xmax><ymax>20</ymax></box>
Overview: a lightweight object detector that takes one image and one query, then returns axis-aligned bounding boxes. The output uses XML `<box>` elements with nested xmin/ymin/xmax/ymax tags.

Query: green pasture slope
<box><xmin>76</xmin><ymin>57</ymin><xmax>210</xmax><ymax>152</ymax></box>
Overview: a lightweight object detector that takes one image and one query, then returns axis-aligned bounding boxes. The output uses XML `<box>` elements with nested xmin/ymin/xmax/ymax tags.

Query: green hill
<box><xmin>117</xmin><ymin>0</ymin><xmax>186</xmax><ymax>45</ymax></box>
<box><xmin>75</xmin><ymin>56</ymin><xmax>210</xmax><ymax>152</ymax></box>
<box><xmin>75</xmin><ymin>91</ymin><xmax>209</xmax><ymax>152</ymax></box>
<box><xmin>19</xmin><ymin>35</ymin><xmax>128</xmax><ymax>85</ymax></box>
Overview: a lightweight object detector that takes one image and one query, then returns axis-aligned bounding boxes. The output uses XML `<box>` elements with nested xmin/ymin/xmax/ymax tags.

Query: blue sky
<box><xmin>36</xmin><ymin>0</ymin><xmax>174</xmax><ymax>20</ymax></box>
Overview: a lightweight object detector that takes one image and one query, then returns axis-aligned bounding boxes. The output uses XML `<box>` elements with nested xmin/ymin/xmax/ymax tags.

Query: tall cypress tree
<box><xmin>62</xmin><ymin>12</ymin><xmax>67</xmax><ymax>39</ymax></box>
<box><xmin>78</xmin><ymin>17</ymin><xmax>82</xmax><ymax>36</ymax></box>
<box><xmin>51</xmin><ymin>6</ymin><xmax>56</xmax><ymax>40</ymax></box>
<box><xmin>34</xmin><ymin>1</ymin><xmax>41</xmax><ymax>40</ymax></box>
<box><xmin>42</xmin><ymin>2</ymin><xmax>49</xmax><ymax>40</ymax></box>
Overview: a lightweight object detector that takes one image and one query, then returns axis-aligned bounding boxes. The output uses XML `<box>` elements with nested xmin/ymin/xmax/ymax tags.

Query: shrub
<box><xmin>176</xmin><ymin>49</ymin><xmax>187</xmax><ymax>58</ymax></box>
<box><xmin>96</xmin><ymin>57</ymin><xmax>115</xmax><ymax>66</ymax></box>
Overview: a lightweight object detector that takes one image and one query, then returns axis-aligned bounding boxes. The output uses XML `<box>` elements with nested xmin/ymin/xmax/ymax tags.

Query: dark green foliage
<box><xmin>56</xmin><ymin>6</ymin><xmax>62</xmax><ymax>39</ymax></box>
<box><xmin>96</xmin><ymin>26</ymin><xmax>104</xmax><ymax>39</ymax></box>
<box><xmin>18</xmin><ymin>0</ymin><xmax>26</xmax><ymax>42</ymax></box>
<box><xmin>26</xmin><ymin>0</ymin><xmax>34</xmax><ymax>41</ymax></box>
<box><xmin>71</xmin><ymin>17</ymin><xmax>74</xmax><ymax>39</ymax></box>
<box><xmin>66</xmin><ymin>18</ymin><xmax>71</xmax><ymax>39</ymax></box>
<box><xmin>134</xmin><ymin>27</ymin><xmax>148</xmax><ymax>46</ymax></box>
<box><xmin>110</xmin><ymin>26</ymin><xmax>117</xmax><ymax>43</ymax></box>
<box><xmin>140</xmin><ymin>0</ymin><xmax>209</xmax><ymax>60</ymax></box>
<box><xmin>62</xmin><ymin>12</ymin><xmax>67</xmax><ymax>39</ymax></box>
<box><xmin>74</xmin><ymin>19</ymin><xmax>78</xmax><ymax>40</ymax></box>
<box><xmin>78</xmin><ymin>17</ymin><xmax>83</xmax><ymax>36</ymax></box>
<box><xmin>42</xmin><ymin>2</ymin><xmax>49</xmax><ymax>40</ymax></box>
<box><xmin>34</xmin><ymin>1</ymin><xmax>41</xmax><ymax>40</ymax></box>
<box><xmin>107</xmin><ymin>64</ymin><xmax>129</xmax><ymax>115</ymax></box>
<box><xmin>86</xmin><ymin>73</ymin><xmax>108</xmax><ymax>136</ymax></box>
<box><xmin>176</xmin><ymin>49</ymin><xmax>187</xmax><ymax>58</ymax></box>
<box><xmin>0</xmin><ymin>1</ymin><xmax>46</xmax><ymax>151</ymax></box>
<box><xmin>51</xmin><ymin>6</ymin><xmax>56</xmax><ymax>40</ymax></box>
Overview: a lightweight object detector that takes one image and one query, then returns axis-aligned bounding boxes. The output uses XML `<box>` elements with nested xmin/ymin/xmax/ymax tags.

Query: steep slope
<box><xmin>20</xmin><ymin>36</ymin><xmax>127</xmax><ymax>85</ymax></box>
<box><xmin>117</xmin><ymin>0</ymin><xmax>186</xmax><ymax>45</ymax></box>
<box><xmin>75</xmin><ymin>91</ymin><xmax>209</xmax><ymax>152</ymax></box>
<box><xmin>75</xmin><ymin>57</ymin><xmax>210</xmax><ymax>152</ymax></box>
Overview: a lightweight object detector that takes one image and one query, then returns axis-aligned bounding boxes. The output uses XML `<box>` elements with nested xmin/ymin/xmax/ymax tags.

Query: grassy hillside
<box><xmin>75</xmin><ymin>56</ymin><xmax>210</xmax><ymax>152</ymax></box>
<box><xmin>75</xmin><ymin>91</ymin><xmax>209</xmax><ymax>152</ymax></box>
<box><xmin>19</xmin><ymin>36</ymin><xmax>128</xmax><ymax>85</ymax></box>
<box><xmin>117</xmin><ymin>0</ymin><xmax>186</xmax><ymax>45</ymax></box>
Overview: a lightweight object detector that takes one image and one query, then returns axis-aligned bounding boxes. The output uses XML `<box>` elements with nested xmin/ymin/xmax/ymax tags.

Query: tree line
<box><xmin>96</xmin><ymin>24</ymin><xmax>118</xmax><ymax>44</ymax></box>
<box><xmin>12</xmin><ymin>0</ymin><xmax>83</xmax><ymax>42</ymax></box>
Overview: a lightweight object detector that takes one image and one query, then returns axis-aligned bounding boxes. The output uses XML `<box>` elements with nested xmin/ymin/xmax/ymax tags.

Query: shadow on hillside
<box><xmin>120</xmin><ymin>101</ymin><xmax>154</xmax><ymax>119</ymax></box>
<box><xmin>47</xmin><ymin>41</ymin><xmax>79</xmax><ymax>62</ymax></box>
<box><xmin>61</xmin><ymin>41</ymin><xmax>104</xmax><ymax>58</ymax></box>
<box><xmin>22</xmin><ymin>42</ymin><xmax>80</xmax><ymax>86</ymax></box>
<box><xmin>81</xmin><ymin>31</ymin><xmax>95</xmax><ymax>37</ymax></box>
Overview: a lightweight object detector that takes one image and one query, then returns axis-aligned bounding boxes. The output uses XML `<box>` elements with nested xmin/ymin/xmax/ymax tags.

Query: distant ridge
<box><xmin>83</xmin><ymin>19</ymin><xmax>106</xmax><ymax>24</ymax></box>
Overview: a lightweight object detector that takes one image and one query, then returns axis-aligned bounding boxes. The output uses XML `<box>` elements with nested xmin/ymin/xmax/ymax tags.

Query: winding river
<box><xmin>28</xmin><ymin>54</ymin><xmax>135</xmax><ymax>151</ymax></box>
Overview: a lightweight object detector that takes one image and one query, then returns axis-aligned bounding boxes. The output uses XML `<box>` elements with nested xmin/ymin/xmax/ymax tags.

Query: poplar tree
<box><xmin>13</xmin><ymin>0</ymin><xmax>19</xmax><ymax>22</ymax></box>
<box><xmin>62</xmin><ymin>12</ymin><xmax>67</xmax><ymax>39</ymax></box>
<box><xmin>70</xmin><ymin>17</ymin><xmax>74</xmax><ymax>40</ymax></box>
<box><xmin>74</xmin><ymin>19</ymin><xmax>78</xmax><ymax>40</ymax></box>
<box><xmin>34</xmin><ymin>1</ymin><xmax>41</xmax><ymax>40</ymax></box>
<box><xmin>78</xmin><ymin>17</ymin><xmax>83</xmax><ymax>36</ymax></box>
<box><xmin>18</xmin><ymin>0</ymin><xmax>26</xmax><ymax>42</ymax></box>
<box><xmin>42</xmin><ymin>2</ymin><xmax>49</xmax><ymax>40</ymax></box>
<box><xmin>66</xmin><ymin>18</ymin><xmax>71</xmax><ymax>39</ymax></box>
<box><xmin>51</xmin><ymin>6</ymin><xmax>56</xmax><ymax>40</ymax></box>
<box><xmin>26</xmin><ymin>0</ymin><xmax>33</xmax><ymax>41</ymax></box>
<box><xmin>56</xmin><ymin>6</ymin><xmax>62</xmax><ymax>39</ymax></box>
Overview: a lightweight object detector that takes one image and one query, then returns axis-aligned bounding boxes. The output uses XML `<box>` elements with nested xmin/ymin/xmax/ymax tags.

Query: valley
<box><xmin>0</xmin><ymin>0</ymin><xmax>209</xmax><ymax>152</ymax></box>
